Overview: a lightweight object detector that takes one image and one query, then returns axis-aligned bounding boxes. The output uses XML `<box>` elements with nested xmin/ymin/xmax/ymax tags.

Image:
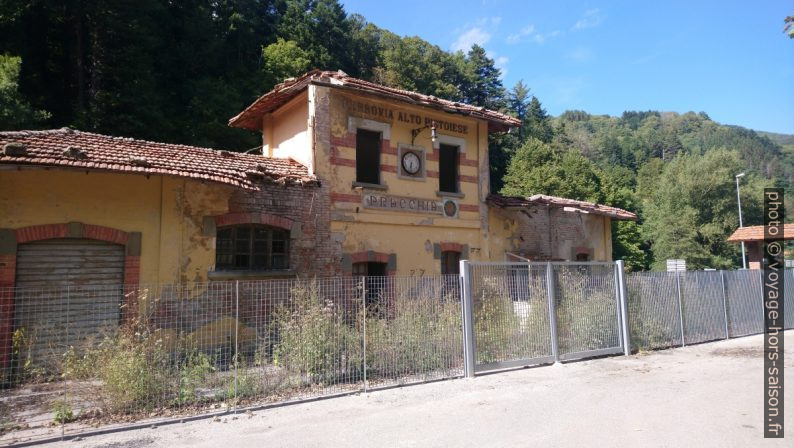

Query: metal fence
<box><xmin>461</xmin><ymin>261</ymin><xmax>624</xmax><ymax>375</ymax></box>
<box><xmin>0</xmin><ymin>263</ymin><xmax>789</xmax><ymax>445</ymax></box>
<box><xmin>625</xmin><ymin>269</ymin><xmax>794</xmax><ymax>352</ymax></box>
<box><xmin>0</xmin><ymin>276</ymin><xmax>462</xmax><ymax>445</ymax></box>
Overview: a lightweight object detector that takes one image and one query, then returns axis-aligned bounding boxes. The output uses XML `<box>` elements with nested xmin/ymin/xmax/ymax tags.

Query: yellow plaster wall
<box><xmin>266</xmin><ymin>91</ymin><xmax>312</xmax><ymax>174</ymax></box>
<box><xmin>330</xmin><ymin>220</ymin><xmax>485</xmax><ymax>275</ymax></box>
<box><xmin>0</xmin><ymin>170</ymin><xmax>231</xmax><ymax>284</ymax></box>
<box><xmin>318</xmin><ymin>89</ymin><xmax>490</xmax><ymax>274</ymax></box>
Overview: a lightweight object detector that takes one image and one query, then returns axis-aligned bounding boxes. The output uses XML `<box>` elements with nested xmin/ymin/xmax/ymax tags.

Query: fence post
<box><xmin>616</xmin><ymin>260</ymin><xmax>631</xmax><ymax>356</ymax></box>
<box><xmin>545</xmin><ymin>262</ymin><xmax>560</xmax><ymax>363</ymax></box>
<box><xmin>233</xmin><ymin>280</ymin><xmax>239</xmax><ymax>413</ymax></box>
<box><xmin>676</xmin><ymin>271</ymin><xmax>686</xmax><ymax>347</ymax></box>
<box><xmin>460</xmin><ymin>259</ymin><xmax>476</xmax><ymax>378</ymax></box>
<box><xmin>361</xmin><ymin>276</ymin><xmax>367</xmax><ymax>392</ymax></box>
<box><xmin>720</xmin><ymin>270</ymin><xmax>730</xmax><ymax>339</ymax></box>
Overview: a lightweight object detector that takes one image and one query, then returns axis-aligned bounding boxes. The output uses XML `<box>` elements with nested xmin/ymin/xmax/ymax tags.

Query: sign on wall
<box><xmin>363</xmin><ymin>194</ymin><xmax>443</xmax><ymax>214</ymax></box>
<box><xmin>340</xmin><ymin>96</ymin><xmax>469</xmax><ymax>136</ymax></box>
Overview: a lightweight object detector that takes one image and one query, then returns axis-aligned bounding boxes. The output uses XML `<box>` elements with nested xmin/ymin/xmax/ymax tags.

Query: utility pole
<box><xmin>735</xmin><ymin>172</ymin><xmax>746</xmax><ymax>269</ymax></box>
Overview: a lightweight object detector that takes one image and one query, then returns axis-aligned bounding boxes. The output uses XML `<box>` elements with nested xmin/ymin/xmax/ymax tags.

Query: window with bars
<box><xmin>215</xmin><ymin>225</ymin><xmax>289</xmax><ymax>271</ymax></box>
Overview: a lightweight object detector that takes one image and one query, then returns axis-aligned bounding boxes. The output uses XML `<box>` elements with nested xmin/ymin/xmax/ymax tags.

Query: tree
<box><xmin>462</xmin><ymin>44</ymin><xmax>505</xmax><ymax>110</ymax></box>
<box><xmin>641</xmin><ymin>149</ymin><xmax>771</xmax><ymax>270</ymax></box>
<box><xmin>277</xmin><ymin>0</ymin><xmax>353</xmax><ymax>73</ymax></box>
<box><xmin>261</xmin><ymin>38</ymin><xmax>312</xmax><ymax>88</ymax></box>
<box><xmin>0</xmin><ymin>55</ymin><xmax>49</xmax><ymax>130</ymax></box>
<box><xmin>526</xmin><ymin>96</ymin><xmax>553</xmax><ymax>143</ymax></box>
<box><xmin>501</xmin><ymin>138</ymin><xmax>602</xmax><ymax>202</ymax></box>
<box><xmin>785</xmin><ymin>15</ymin><xmax>794</xmax><ymax>38</ymax></box>
<box><xmin>508</xmin><ymin>80</ymin><xmax>530</xmax><ymax>139</ymax></box>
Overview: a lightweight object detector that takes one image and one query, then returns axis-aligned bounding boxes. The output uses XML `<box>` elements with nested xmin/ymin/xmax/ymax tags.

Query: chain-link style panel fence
<box><xmin>1</xmin><ymin>266</ymin><xmax>791</xmax><ymax>444</ymax></box>
<box><xmin>468</xmin><ymin>263</ymin><xmax>553</xmax><ymax>370</ymax></box>
<box><xmin>552</xmin><ymin>263</ymin><xmax>621</xmax><ymax>359</ymax></box>
<box><xmin>679</xmin><ymin>271</ymin><xmax>726</xmax><ymax>344</ymax></box>
<box><xmin>724</xmin><ymin>270</ymin><xmax>764</xmax><ymax>337</ymax></box>
<box><xmin>626</xmin><ymin>272</ymin><xmax>683</xmax><ymax>351</ymax></box>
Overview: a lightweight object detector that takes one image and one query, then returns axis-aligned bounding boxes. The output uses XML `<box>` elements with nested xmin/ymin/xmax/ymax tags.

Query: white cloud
<box><xmin>452</xmin><ymin>27</ymin><xmax>492</xmax><ymax>52</ymax></box>
<box><xmin>494</xmin><ymin>55</ymin><xmax>509</xmax><ymax>78</ymax></box>
<box><xmin>506</xmin><ymin>25</ymin><xmax>535</xmax><ymax>44</ymax></box>
<box><xmin>507</xmin><ymin>25</ymin><xmax>561</xmax><ymax>45</ymax></box>
<box><xmin>533</xmin><ymin>30</ymin><xmax>561</xmax><ymax>44</ymax></box>
<box><xmin>573</xmin><ymin>8</ymin><xmax>605</xmax><ymax>30</ymax></box>
<box><xmin>565</xmin><ymin>46</ymin><xmax>594</xmax><ymax>62</ymax></box>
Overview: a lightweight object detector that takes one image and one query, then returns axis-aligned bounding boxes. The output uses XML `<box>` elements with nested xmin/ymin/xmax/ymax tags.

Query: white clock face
<box><xmin>402</xmin><ymin>151</ymin><xmax>421</xmax><ymax>175</ymax></box>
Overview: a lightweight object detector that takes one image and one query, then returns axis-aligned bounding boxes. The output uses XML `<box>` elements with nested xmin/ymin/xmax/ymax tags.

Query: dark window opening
<box><xmin>439</xmin><ymin>144</ymin><xmax>458</xmax><ymax>193</ymax></box>
<box><xmin>575</xmin><ymin>253</ymin><xmax>590</xmax><ymax>262</ymax></box>
<box><xmin>356</xmin><ymin>129</ymin><xmax>381</xmax><ymax>184</ymax></box>
<box><xmin>441</xmin><ymin>251</ymin><xmax>460</xmax><ymax>275</ymax></box>
<box><xmin>216</xmin><ymin>225</ymin><xmax>289</xmax><ymax>271</ymax></box>
<box><xmin>353</xmin><ymin>261</ymin><xmax>387</xmax><ymax>307</ymax></box>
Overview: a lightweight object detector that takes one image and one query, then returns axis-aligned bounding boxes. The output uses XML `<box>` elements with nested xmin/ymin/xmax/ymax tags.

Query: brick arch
<box><xmin>343</xmin><ymin>250</ymin><xmax>397</xmax><ymax>275</ymax></box>
<box><xmin>214</xmin><ymin>212</ymin><xmax>294</xmax><ymax>231</ymax></box>
<box><xmin>0</xmin><ymin>222</ymin><xmax>142</xmax><ymax>371</ymax></box>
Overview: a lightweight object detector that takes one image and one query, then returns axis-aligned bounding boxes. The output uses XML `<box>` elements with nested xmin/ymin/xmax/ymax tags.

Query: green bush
<box><xmin>366</xmin><ymin>293</ymin><xmax>461</xmax><ymax>378</ymax></box>
<box><xmin>555</xmin><ymin>271</ymin><xmax>620</xmax><ymax>353</ymax></box>
<box><xmin>473</xmin><ymin>281</ymin><xmax>522</xmax><ymax>364</ymax></box>
<box><xmin>51</xmin><ymin>399</ymin><xmax>75</xmax><ymax>424</ymax></box>
<box><xmin>175</xmin><ymin>351</ymin><xmax>214</xmax><ymax>406</ymax></box>
<box><xmin>93</xmin><ymin>334</ymin><xmax>171</xmax><ymax>413</ymax></box>
<box><xmin>272</xmin><ymin>282</ymin><xmax>362</xmax><ymax>382</ymax></box>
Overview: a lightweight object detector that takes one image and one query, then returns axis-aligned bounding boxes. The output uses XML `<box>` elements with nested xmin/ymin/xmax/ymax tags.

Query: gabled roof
<box><xmin>229</xmin><ymin>70</ymin><xmax>522</xmax><ymax>133</ymax></box>
<box><xmin>727</xmin><ymin>224</ymin><xmax>794</xmax><ymax>242</ymax></box>
<box><xmin>488</xmin><ymin>193</ymin><xmax>638</xmax><ymax>221</ymax></box>
<box><xmin>0</xmin><ymin>129</ymin><xmax>315</xmax><ymax>190</ymax></box>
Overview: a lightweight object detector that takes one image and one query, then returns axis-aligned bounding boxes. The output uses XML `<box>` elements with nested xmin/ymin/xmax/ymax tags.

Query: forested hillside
<box><xmin>1</xmin><ymin>0</ymin><xmax>790</xmax><ymax>271</ymax></box>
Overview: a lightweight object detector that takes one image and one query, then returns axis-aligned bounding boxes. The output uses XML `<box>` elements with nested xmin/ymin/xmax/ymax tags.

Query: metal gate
<box><xmin>461</xmin><ymin>261</ymin><xmax>628</xmax><ymax>375</ymax></box>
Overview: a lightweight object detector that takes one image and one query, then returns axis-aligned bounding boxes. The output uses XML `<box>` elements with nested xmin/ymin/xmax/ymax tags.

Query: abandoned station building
<box><xmin>0</xmin><ymin>70</ymin><xmax>637</xmax><ymax>290</ymax></box>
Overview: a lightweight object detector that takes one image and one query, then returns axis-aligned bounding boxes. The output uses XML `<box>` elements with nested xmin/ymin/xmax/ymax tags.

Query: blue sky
<box><xmin>341</xmin><ymin>1</ymin><xmax>794</xmax><ymax>134</ymax></box>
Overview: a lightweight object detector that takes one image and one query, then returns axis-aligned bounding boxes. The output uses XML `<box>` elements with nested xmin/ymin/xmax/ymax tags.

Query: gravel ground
<box><xmin>42</xmin><ymin>332</ymin><xmax>793</xmax><ymax>448</ymax></box>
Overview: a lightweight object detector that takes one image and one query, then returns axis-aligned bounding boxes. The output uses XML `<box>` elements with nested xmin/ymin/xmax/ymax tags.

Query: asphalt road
<box><xmin>48</xmin><ymin>332</ymin><xmax>793</xmax><ymax>448</ymax></box>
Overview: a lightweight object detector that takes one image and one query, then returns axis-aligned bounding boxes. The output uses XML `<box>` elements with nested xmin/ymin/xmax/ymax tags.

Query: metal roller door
<box><xmin>13</xmin><ymin>239</ymin><xmax>125</xmax><ymax>371</ymax></box>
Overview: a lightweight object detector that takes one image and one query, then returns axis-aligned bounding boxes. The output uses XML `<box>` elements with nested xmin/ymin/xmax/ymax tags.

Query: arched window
<box><xmin>216</xmin><ymin>225</ymin><xmax>289</xmax><ymax>271</ymax></box>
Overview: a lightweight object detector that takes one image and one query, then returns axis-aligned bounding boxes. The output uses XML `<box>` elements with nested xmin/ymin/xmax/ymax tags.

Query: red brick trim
<box><xmin>381</xmin><ymin>139</ymin><xmax>397</xmax><ymax>155</ymax></box>
<box><xmin>350</xmin><ymin>250</ymin><xmax>396</xmax><ymax>275</ymax></box>
<box><xmin>330</xmin><ymin>135</ymin><xmax>357</xmax><ymax>147</ymax></box>
<box><xmin>14</xmin><ymin>223</ymin><xmax>68</xmax><ymax>244</ymax></box>
<box><xmin>331</xmin><ymin>157</ymin><xmax>357</xmax><ymax>167</ymax></box>
<box><xmin>459</xmin><ymin>175</ymin><xmax>478</xmax><ymax>184</ymax></box>
<box><xmin>439</xmin><ymin>242</ymin><xmax>463</xmax><ymax>253</ymax></box>
<box><xmin>214</xmin><ymin>212</ymin><xmax>293</xmax><ymax>231</ymax></box>
<box><xmin>351</xmin><ymin>251</ymin><xmax>389</xmax><ymax>264</ymax></box>
<box><xmin>380</xmin><ymin>164</ymin><xmax>397</xmax><ymax>173</ymax></box>
<box><xmin>331</xmin><ymin>192</ymin><xmax>362</xmax><ymax>204</ymax></box>
<box><xmin>82</xmin><ymin>224</ymin><xmax>130</xmax><ymax>245</ymax></box>
<box><xmin>459</xmin><ymin>204</ymin><xmax>480</xmax><ymax>213</ymax></box>
<box><xmin>459</xmin><ymin>158</ymin><xmax>479</xmax><ymax>167</ymax></box>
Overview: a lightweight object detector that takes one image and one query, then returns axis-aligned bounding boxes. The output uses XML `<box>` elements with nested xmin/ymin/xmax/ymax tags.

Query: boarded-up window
<box><xmin>356</xmin><ymin>129</ymin><xmax>381</xmax><ymax>184</ymax></box>
<box><xmin>439</xmin><ymin>144</ymin><xmax>458</xmax><ymax>193</ymax></box>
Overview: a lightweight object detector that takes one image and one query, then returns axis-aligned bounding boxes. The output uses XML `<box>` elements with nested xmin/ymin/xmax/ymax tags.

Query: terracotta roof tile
<box><xmin>0</xmin><ymin>129</ymin><xmax>315</xmax><ymax>190</ymax></box>
<box><xmin>229</xmin><ymin>70</ymin><xmax>522</xmax><ymax>132</ymax></box>
<box><xmin>726</xmin><ymin>224</ymin><xmax>794</xmax><ymax>242</ymax></box>
<box><xmin>487</xmin><ymin>193</ymin><xmax>637</xmax><ymax>220</ymax></box>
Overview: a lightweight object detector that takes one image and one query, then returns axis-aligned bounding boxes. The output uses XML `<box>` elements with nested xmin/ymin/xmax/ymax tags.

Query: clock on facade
<box><xmin>401</xmin><ymin>150</ymin><xmax>421</xmax><ymax>175</ymax></box>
